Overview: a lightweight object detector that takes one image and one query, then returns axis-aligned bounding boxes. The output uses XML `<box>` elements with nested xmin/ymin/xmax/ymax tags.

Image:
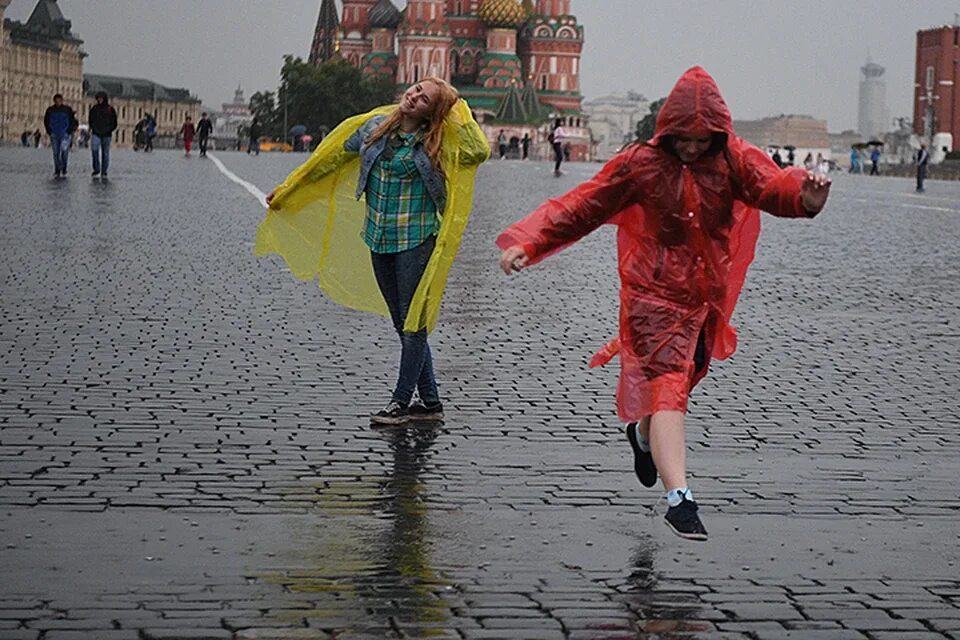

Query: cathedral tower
<box><xmin>309</xmin><ymin>0</ymin><xmax>340</xmax><ymax>65</ymax></box>
<box><xmin>339</xmin><ymin>0</ymin><xmax>377</xmax><ymax>66</ymax></box>
<box><xmin>397</xmin><ymin>0</ymin><xmax>452</xmax><ymax>83</ymax></box>
<box><xmin>519</xmin><ymin>0</ymin><xmax>582</xmax><ymax>111</ymax></box>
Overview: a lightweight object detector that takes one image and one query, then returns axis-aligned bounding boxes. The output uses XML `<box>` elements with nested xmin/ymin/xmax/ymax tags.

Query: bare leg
<box><xmin>649</xmin><ymin>410</ymin><xmax>687</xmax><ymax>491</ymax></box>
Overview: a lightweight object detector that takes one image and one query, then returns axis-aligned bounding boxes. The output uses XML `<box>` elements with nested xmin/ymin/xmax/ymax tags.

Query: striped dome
<box><xmin>479</xmin><ymin>0</ymin><xmax>526</xmax><ymax>28</ymax></box>
<box><xmin>368</xmin><ymin>0</ymin><xmax>401</xmax><ymax>29</ymax></box>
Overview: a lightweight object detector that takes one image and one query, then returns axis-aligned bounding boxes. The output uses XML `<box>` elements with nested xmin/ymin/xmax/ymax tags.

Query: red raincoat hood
<box><xmin>649</xmin><ymin>66</ymin><xmax>734</xmax><ymax>145</ymax></box>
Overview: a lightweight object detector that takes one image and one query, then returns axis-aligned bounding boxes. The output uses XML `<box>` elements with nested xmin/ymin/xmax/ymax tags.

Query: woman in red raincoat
<box><xmin>497</xmin><ymin>67</ymin><xmax>831</xmax><ymax>541</ymax></box>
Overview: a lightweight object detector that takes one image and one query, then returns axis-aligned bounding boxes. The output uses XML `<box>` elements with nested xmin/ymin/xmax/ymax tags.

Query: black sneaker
<box><xmin>664</xmin><ymin>496</ymin><xmax>708</xmax><ymax>541</ymax></box>
<box><xmin>408</xmin><ymin>401</ymin><xmax>444</xmax><ymax>422</ymax></box>
<box><xmin>370</xmin><ymin>401</ymin><xmax>410</xmax><ymax>425</ymax></box>
<box><xmin>91</xmin><ymin>171</ymin><xmax>100</xmax><ymax>177</ymax></box>
<box><xmin>626</xmin><ymin>422</ymin><xmax>657</xmax><ymax>488</ymax></box>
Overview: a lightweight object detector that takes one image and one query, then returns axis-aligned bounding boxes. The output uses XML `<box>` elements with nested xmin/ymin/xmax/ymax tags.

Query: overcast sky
<box><xmin>7</xmin><ymin>0</ymin><xmax>958</xmax><ymax>132</ymax></box>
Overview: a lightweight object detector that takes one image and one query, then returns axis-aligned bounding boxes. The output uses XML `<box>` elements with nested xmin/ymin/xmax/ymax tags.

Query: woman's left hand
<box><xmin>800</xmin><ymin>172</ymin><xmax>831</xmax><ymax>214</ymax></box>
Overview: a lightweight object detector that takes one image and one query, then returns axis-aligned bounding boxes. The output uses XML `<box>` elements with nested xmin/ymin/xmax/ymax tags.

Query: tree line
<box><xmin>246</xmin><ymin>56</ymin><xmax>398</xmax><ymax>142</ymax></box>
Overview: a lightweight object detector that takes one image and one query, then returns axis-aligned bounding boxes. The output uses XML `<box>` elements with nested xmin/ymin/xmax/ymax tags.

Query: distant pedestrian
<box><xmin>849</xmin><ymin>148</ymin><xmax>860</xmax><ymax>173</ymax></box>
<box><xmin>43</xmin><ymin>93</ymin><xmax>78</xmax><ymax>178</ymax></box>
<box><xmin>145</xmin><ymin>115</ymin><xmax>156</xmax><ymax>152</ymax></box>
<box><xmin>20</xmin><ymin>131</ymin><xmax>30</xmax><ymax>147</ymax></box>
<box><xmin>497</xmin><ymin>67</ymin><xmax>831</xmax><ymax>542</ymax></box>
<box><xmin>133</xmin><ymin>118</ymin><xmax>146</xmax><ymax>151</ymax></box>
<box><xmin>550</xmin><ymin>118</ymin><xmax>568</xmax><ymax>176</ymax></box>
<box><xmin>33</xmin><ymin>129</ymin><xmax>42</xmax><ymax>148</ymax></box>
<box><xmin>197</xmin><ymin>112</ymin><xmax>214</xmax><ymax>157</ymax></box>
<box><xmin>916</xmin><ymin>143</ymin><xmax>929</xmax><ymax>192</ymax></box>
<box><xmin>771</xmin><ymin>148</ymin><xmax>783</xmax><ymax>167</ymax></box>
<box><xmin>497</xmin><ymin>129</ymin><xmax>507</xmax><ymax>159</ymax></box>
<box><xmin>521</xmin><ymin>132</ymin><xmax>531</xmax><ymax>160</ymax></box>
<box><xmin>179</xmin><ymin>116</ymin><xmax>196</xmax><ymax>157</ymax></box>
<box><xmin>247</xmin><ymin>118</ymin><xmax>261</xmax><ymax>155</ymax></box>
<box><xmin>786</xmin><ymin>148</ymin><xmax>795</xmax><ymax>166</ymax></box>
<box><xmin>88</xmin><ymin>91</ymin><xmax>118</xmax><ymax>178</ymax></box>
<box><xmin>802</xmin><ymin>152</ymin><xmax>813</xmax><ymax>170</ymax></box>
<box><xmin>869</xmin><ymin>147</ymin><xmax>880</xmax><ymax>175</ymax></box>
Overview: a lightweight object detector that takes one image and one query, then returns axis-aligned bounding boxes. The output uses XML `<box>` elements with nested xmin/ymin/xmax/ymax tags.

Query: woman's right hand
<box><xmin>265</xmin><ymin>189</ymin><xmax>278</xmax><ymax>209</ymax></box>
<box><xmin>499</xmin><ymin>246</ymin><xmax>529</xmax><ymax>275</ymax></box>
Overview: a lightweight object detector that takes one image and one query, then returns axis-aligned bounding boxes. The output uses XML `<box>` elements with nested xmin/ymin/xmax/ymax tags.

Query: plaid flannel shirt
<box><xmin>363</xmin><ymin>131</ymin><xmax>440</xmax><ymax>254</ymax></box>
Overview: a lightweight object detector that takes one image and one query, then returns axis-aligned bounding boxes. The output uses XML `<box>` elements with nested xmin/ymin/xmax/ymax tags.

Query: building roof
<box><xmin>83</xmin><ymin>74</ymin><xmax>199</xmax><ymax>104</ymax></box>
<box><xmin>479</xmin><ymin>0</ymin><xmax>527</xmax><ymax>28</ymax></box>
<box><xmin>5</xmin><ymin>0</ymin><xmax>82</xmax><ymax>50</ymax></box>
<box><xmin>369</xmin><ymin>0</ymin><xmax>401</xmax><ymax>29</ymax></box>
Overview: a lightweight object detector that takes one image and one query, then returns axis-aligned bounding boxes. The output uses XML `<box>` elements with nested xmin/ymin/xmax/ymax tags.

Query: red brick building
<box><xmin>913</xmin><ymin>23</ymin><xmax>959</xmax><ymax>144</ymax></box>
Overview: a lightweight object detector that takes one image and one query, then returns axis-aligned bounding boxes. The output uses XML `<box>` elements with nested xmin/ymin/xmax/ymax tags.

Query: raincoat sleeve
<box><xmin>732</xmin><ymin>139</ymin><xmax>814</xmax><ymax>218</ymax></box>
<box><xmin>496</xmin><ymin>147</ymin><xmax>642</xmax><ymax>264</ymax></box>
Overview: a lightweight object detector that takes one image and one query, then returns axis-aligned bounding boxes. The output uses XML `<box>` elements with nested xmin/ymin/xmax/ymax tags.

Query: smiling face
<box><xmin>399</xmin><ymin>81</ymin><xmax>440</xmax><ymax>124</ymax></box>
<box><xmin>672</xmin><ymin>133</ymin><xmax>713</xmax><ymax>164</ymax></box>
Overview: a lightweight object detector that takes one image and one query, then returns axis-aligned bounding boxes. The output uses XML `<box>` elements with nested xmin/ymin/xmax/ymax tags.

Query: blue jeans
<box><xmin>51</xmin><ymin>134</ymin><xmax>70</xmax><ymax>174</ymax></box>
<box><xmin>91</xmin><ymin>134</ymin><xmax>111</xmax><ymax>175</ymax></box>
<box><xmin>370</xmin><ymin>236</ymin><xmax>439</xmax><ymax>406</ymax></box>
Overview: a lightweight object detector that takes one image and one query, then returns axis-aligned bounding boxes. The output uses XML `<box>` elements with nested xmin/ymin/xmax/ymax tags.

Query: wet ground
<box><xmin>1</xmin><ymin>145</ymin><xmax>959</xmax><ymax>639</ymax></box>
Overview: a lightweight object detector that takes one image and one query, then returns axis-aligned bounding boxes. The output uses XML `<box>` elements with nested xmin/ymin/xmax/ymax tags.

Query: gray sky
<box><xmin>7</xmin><ymin>0</ymin><xmax>958</xmax><ymax>132</ymax></box>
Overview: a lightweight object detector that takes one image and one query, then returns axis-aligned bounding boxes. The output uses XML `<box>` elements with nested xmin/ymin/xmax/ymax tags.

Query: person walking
<box><xmin>916</xmin><ymin>143</ymin><xmax>930</xmax><ymax>192</ymax></box>
<box><xmin>849</xmin><ymin>147</ymin><xmax>860</xmax><ymax>174</ymax></box>
<box><xmin>88</xmin><ymin>91</ymin><xmax>118</xmax><ymax>178</ymax></box>
<box><xmin>197</xmin><ymin>112</ymin><xmax>214</xmax><ymax>157</ymax></box>
<box><xmin>144</xmin><ymin>115</ymin><xmax>157</xmax><ymax>152</ymax></box>
<box><xmin>550</xmin><ymin>118</ymin><xmax>568</xmax><ymax>176</ymax></box>
<box><xmin>247</xmin><ymin>118</ymin><xmax>261</xmax><ymax>155</ymax></box>
<box><xmin>259</xmin><ymin>78</ymin><xmax>490</xmax><ymax>425</ymax></box>
<box><xmin>43</xmin><ymin>93</ymin><xmax>78</xmax><ymax>178</ymax></box>
<box><xmin>521</xmin><ymin>132</ymin><xmax>531</xmax><ymax>160</ymax></box>
<box><xmin>179</xmin><ymin>116</ymin><xmax>196</xmax><ymax>157</ymax></box>
<box><xmin>497</xmin><ymin>67</ymin><xmax>831</xmax><ymax>541</ymax></box>
<box><xmin>869</xmin><ymin>146</ymin><xmax>880</xmax><ymax>175</ymax></box>
<box><xmin>497</xmin><ymin>129</ymin><xmax>508</xmax><ymax>159</ymax></box>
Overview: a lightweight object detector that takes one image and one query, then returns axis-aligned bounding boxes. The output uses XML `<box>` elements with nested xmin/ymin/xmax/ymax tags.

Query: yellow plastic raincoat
<box><xmin>255</xmin><ymin>100</ymin><xmax>489</xmax><ymax>332</ymax></box>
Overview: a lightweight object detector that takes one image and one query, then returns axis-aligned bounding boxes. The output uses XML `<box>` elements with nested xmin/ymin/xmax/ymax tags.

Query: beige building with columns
<box><xmin>0</xmin><ymin>0</ymin><xmax>85</xmax><ymax>143</ymax></box>
<box><xmin>82</xmin><ymin>74</ymin><xmax>201</xmax><ymax>148</ymax></box>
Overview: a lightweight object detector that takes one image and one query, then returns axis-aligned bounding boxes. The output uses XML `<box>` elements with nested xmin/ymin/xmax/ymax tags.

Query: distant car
<box><xmin>258</xmin><ymin>139</ymin><xmax>292</xmax><ymax>153</ymax></box>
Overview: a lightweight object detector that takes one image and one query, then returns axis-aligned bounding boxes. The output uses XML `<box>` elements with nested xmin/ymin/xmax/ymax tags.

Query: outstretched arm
<box><xmin>497</xmin><ymin>146</ymin><xmax>642</xmax><ymax>273</ymax></box>
<box><xmin>733</xmin><ymin>141</ymin><xmax>831</xmax><ymax>218</ymax></box>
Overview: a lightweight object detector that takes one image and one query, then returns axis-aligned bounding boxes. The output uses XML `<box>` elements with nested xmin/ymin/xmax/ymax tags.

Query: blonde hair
<box><xmin>365</xmin><ymin>77</ymin><xmax>460</xmax><ymax>171</ymax></box>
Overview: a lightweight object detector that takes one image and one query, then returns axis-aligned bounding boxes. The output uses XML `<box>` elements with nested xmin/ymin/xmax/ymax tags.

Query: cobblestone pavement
<box><xmin>1</xmin><ymin>146</ymin><xmax>959</xmax><ymax>639</ymax></box>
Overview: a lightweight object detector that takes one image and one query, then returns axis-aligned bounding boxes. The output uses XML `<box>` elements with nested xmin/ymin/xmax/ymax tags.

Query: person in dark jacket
<box><xmin>247</xmin><ymin>118</ymin><xmax>261</xmax><ymax>155</ymax></box>
<box><xmin>88</xmin><ymin>91</ymin><xmax>118</xmax><ymax>178</ymax></box>
<box><xmin>916</xmin><ymin>143</ymin><xmax>930</xmax><ymax>192</ymax></box>
<box><xmin>44</xmin><ymin>93</ymin><xmax>79</xmax><ymax>178</ymax></box>
<box><xmin>196</xmin><ymin>112</ymin><xmax>214</xmax><ymax>157</ymax></box>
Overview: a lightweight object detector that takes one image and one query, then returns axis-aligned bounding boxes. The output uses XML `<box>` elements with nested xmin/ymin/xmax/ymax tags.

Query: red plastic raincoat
<box><xmin>497</xmin><ymin>67</ymin><xmax>817</xmax><ymax>420</ymax></box>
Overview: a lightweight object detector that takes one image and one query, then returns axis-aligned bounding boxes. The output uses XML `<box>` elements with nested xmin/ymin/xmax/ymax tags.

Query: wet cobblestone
<box><xmin>1</xmin><ymin>146</ymin><xmax>959</xmax><ymax>638</ymax></box>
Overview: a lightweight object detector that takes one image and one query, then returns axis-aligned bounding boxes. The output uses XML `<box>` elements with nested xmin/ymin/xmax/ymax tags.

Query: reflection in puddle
<box><xmin>259</xmin><ymin>425</ymin><xmax>451</xmax><ymax>635</ymax></box>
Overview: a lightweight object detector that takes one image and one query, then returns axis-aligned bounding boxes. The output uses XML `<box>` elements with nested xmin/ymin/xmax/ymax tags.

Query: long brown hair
<box><xmin>365</xmin><ymin>77</ymin><xmax>460</xmax><ymax>171</ymax></box>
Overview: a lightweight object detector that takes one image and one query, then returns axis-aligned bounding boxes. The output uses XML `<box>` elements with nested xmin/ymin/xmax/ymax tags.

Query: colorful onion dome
<box><xmin>478</xmin><ymin>0</ymin><xmax>527</xmax><ymax>28</ymax></box>
<box><xmin>368</xmin><ymin>0</ymin><xmax>401</xmax><ymax>29</ymax></box>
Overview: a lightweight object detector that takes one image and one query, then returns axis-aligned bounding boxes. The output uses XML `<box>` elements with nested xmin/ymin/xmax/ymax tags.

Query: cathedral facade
<box><xmin>310</xmin><ymin>0</ymin><xmax>584</xmax><ymax>117</ymax></box>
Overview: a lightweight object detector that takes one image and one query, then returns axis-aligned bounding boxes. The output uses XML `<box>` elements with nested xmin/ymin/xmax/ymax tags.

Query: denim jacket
<box><xmin>344</xmin><ymin>115</ymin><xmax>447</xmax><ymax>213</ymax></box>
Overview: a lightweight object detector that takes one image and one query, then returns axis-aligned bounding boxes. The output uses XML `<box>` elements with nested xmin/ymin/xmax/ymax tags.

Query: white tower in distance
<box><xmin>858</xmin><ymin>58</ymin><xmax>888</xmax><ymax>139</ymax></box>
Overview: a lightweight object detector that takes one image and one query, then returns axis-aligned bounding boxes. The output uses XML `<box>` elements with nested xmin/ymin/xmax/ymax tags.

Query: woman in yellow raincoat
<box><xmin>257</xmin><ymin>78</ymin><xmax>489</xmax><ymax>425</ymax></box>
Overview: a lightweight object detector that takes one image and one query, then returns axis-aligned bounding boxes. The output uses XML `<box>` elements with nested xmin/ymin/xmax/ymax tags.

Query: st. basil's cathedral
<box><xmin>309</xmin><ymin>0</ymin><xmax>591</xmax><ymax>160</ymax></box>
